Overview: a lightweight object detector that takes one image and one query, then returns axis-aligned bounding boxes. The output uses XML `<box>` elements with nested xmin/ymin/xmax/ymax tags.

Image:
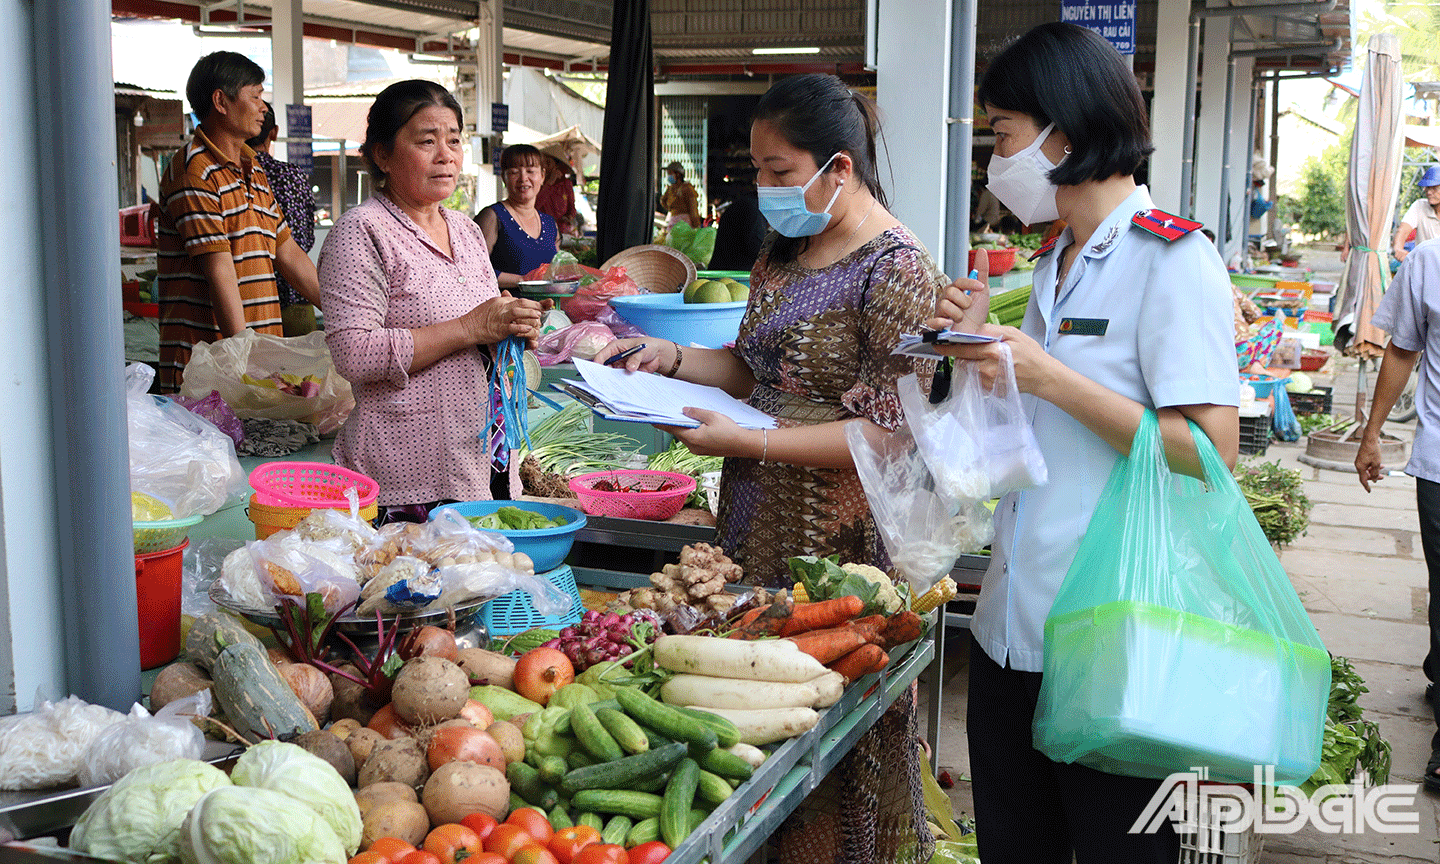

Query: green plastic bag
<box><xmin>1033</xmin><ymin>411</ymin><xmax>1329</xmax><ymax>784</ymax></box>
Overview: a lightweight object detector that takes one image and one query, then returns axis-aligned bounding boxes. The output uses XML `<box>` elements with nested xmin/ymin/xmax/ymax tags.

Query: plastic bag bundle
<box><xmin>0</xmin><ymin>695</ymin><xmax>125</xmax><ymax>790</ymax></box>
<box><xmin>243</xmin><ymin>535</ymin><xmax>362</xmax><ymax>613</ymax></box>
<box><xmin>897</xmin><ymin>345</ymin><xmax>1046</xmax><ymax>506</ymax></box>
<box><xmin>178</xmin><ymin>330</ymin><xmax>355</xmax><ymax>433</ymax></box>
<box><xmin>844</xmin><ymin>420</ymin><xmax>992</xmax><ymax>595</ymax></box>
<box><xmin>1033</xmin><ymin>412</ymin><xmax>1330</xmax><ymax>784</ymax></box>
<box><xmin>78</xmin><ymin>692</ymin><xmax>210</xmax><ymax>787</ymax></box>
<box><xmin>561</xmin><ymin>267</ymin><xmax>641</xmax><ymax>322</ymax></box>
<box><xmin>1272</xmin><ymin>385</ymin><xmax>1302</xmax><ymax>442</ymax></box>
<box><xmin>127</xmin><ymin>364</ymin><xmax>247</xmax><ymax>519</ymax></box>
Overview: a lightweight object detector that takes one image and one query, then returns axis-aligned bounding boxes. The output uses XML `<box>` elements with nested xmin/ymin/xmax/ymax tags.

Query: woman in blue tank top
<box><xmin>475</xmin><ymin>143</ymin><xmax>559</xmax><ymax>288</ymax></box>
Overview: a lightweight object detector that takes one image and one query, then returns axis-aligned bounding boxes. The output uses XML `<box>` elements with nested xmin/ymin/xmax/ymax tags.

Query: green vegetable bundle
<box><xmin>986</xmin><ymin>284</ymin><xmax>1033</xmax><ymax>328</ymax></box>
<box><xmin>1296</xmin><ymin>656</ymin><xmax>1390</xmax><ymax>796</ymax></box>
<box><xmin>646</xmin><ymin>440</ymin><xmax>721</xmax><ymax>509</ymax></box>
<box><xmin>470</xmin><ymin>506</ymin><xmax>568</xmax><ymax>531</ymax></box>
<box><xmin>521</xmin><ymin>402</ymin><xmax>643</xmax><ymax>478</ymax></box>
<box><xmin>1233</xmin><ymin>459</ymin><xmax>1311</xmax><ymax>546</ymax></box>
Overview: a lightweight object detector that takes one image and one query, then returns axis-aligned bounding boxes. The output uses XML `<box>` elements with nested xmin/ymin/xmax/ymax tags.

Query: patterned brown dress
<box><xmin>716</xmin><ymin>226</ymin><xmax>944</xmax><ymax>587</ymax></box>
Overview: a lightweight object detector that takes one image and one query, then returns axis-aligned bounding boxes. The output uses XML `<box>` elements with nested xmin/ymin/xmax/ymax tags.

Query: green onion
<box><xmin>521</xmin><ymin>402</ymin><xmax>643</xmax><ymax>477</ymax></box>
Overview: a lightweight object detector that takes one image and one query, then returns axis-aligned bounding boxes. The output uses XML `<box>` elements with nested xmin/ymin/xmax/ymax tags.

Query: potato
<box><xmin>421</xmin><ymin>762</ymin><xmax>509</xmax><ymax>826</ymax></box>
<box><xmin>455</xmin><ymin>648</ymin><xmax>516</xmax><ymax>691</ymax></box>
<box><xmin>347</xmin><ymin>727</ymin><xmax>384</xmax><ymax>767</ymax></box>
<box><xmin>331</xmin><ymin>663</ymin><xmax>378</xmax><ymax>726</ymax></box>
<box><xmin>361</xmin><ymin>799</ymin><xmax>429</xmax><ymax>850</ymax></box>
<box><xmin>149</xmin><ymin>661</ymin><xmax>212</xmax><ymax>711</ymax></box>
<box><xmin>358</xmin><ymin>736</ymin><xmax>429</xmax><ymax>790</ymax></box>
<box><xmin>295</xmin><ymin>728</ymin><xmax>357</xmax><ymax>786</ymax></box>
<box><xmin>354</xmin><ymin>782</ymin><xmax>418</xmax><ymax>820</ymax></box>
<box><xmin>486</xmin><ymin>721</ymin><xmax>525</xmax><ymax>765</ymax></box>
<box><xmin>391</xmin><ymin>657</ymin><xmax>469</xmax><ymax>725</ymax></box>
<box><xmin>330</xmin><ymin>718</ymin><xmax>362</xmax><ymax>740</ymax></box>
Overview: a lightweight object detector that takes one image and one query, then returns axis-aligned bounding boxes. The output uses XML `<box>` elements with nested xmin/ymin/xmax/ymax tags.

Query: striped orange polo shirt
<box><xmin>155</xmin><ymin>129</ymin><xmax>292</xmax><ymax>393</ymax></box>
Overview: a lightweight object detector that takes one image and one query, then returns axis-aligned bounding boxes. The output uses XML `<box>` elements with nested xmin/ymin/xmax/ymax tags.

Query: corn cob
<box><xmin>791</xmin><ymin>583</ymin><xmax>809</xmax><ymax>603</ymax></box>
<box><xmin>911</xmin><ymin>577</ymin><xmax>957</xmax><ymax>613</ymax></box>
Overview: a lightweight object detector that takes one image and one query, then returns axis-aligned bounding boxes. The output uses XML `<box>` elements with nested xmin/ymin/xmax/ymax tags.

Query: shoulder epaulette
<box><xmin>1028</xmin><ymin>237</ymin><xmax>1059</xmax><ymax>261</ymax></box>
<box><xmin>1131</xmin><ymin>208</ymin><xmax>1203</xmax><ymax>241</ymax></box>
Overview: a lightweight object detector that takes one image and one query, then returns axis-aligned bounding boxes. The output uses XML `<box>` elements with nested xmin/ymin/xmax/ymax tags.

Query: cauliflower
<box><xmin>840</xmin><ymin>562</ymin><xmax>904</xmax><ymax>615</ymax></box>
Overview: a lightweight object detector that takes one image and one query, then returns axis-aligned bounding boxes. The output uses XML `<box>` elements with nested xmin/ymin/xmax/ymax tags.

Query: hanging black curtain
<box><xmin>596</xmin><ymin>0</ymin><xmax>654</xmax><ymax>263</ymax></box>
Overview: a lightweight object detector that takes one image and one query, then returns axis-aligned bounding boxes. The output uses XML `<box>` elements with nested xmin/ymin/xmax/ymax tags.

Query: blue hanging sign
<box><xmin>1059</xmin><ymin>0</ymin><xmax>1136</xmax><ymax>55</ymax></box>
<box><xmin>491</xmin><ymin>103</ymin><xmax>509</xmax><ymax>133</ymax></box>
<box><xmin>285</xmin><ymin>104</ymin><xmax>313</xmax><ymax>177</ymax></box>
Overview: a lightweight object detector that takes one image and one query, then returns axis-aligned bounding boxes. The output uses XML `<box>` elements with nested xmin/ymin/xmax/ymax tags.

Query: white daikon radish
<box><xmin>687</xmin><ymin>706</ymin><xmax>821</xmax><ymax>745</ymax></box>
<box><xmin>661</xmin><ymin>672</ymin><xmax>844</xmax><ymax>710</ymax></box>
<box><xmin>652</xmin><ymin>635</ymin><xmax>829</xmax><ymax>683</ymax></box>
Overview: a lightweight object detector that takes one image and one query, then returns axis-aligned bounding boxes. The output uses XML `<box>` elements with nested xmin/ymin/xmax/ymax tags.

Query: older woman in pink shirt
<box><xmin>319</xmin><ymin>80</ymin><xmax>542</xmax><ymax>520</ymax></box>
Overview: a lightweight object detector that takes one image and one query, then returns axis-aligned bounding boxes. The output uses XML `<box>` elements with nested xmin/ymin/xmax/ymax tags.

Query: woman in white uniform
<box><xmin>930</xmin><ymin>23</ymin><xmax>1240</xmax><ymax>862</ymax></box>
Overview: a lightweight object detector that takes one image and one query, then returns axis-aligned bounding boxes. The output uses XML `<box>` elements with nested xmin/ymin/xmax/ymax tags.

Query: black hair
<box><xmin>186</xmin><ymin>51</ymin><xmax>265</xmax><ymax>123</ymax></box>
<box><xmin>361</xmin><ymin>79</ymin><xmax>464</xmax><ymax>182</ymax></box>
<box><xmin>752</xmin><ymin>73</ymin><xmax>888</xmax><ymax>264</ymax></box>
<box><xmin>978</xmin><ymin>22</ymin><xmax>1152</xmax><ymax>186</ymax></box>
<box><xmin>245</xmin><ymin>101</ymin><xmax>276</xmax><ymax>151</ymax></box>
<box><xmin>498</xmin><ymin>144</ymin><xmax>545</xmax><ymax>173</ymax></box>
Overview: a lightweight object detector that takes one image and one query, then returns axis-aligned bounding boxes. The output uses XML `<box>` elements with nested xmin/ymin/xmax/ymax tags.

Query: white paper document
<box><xmin>560</xmin><ymin>359</ymin><xmax>778</xmax><ymax>429</ymax></box>
<box><xmin>892</xmin><ymin>329</ymin><xmax>999</xmax><ymax>358</ymax></box>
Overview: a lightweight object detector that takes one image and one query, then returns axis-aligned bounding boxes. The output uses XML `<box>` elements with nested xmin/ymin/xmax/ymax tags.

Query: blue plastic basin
<box><xmin>431</xmin><ymin>500</ymin><xmax>586</xmax><ymax>573</ymax></box>
<box><xmin>608</xmin><ymin>293</ymin><xmax>747</xmax><ymax>349</ymax></box>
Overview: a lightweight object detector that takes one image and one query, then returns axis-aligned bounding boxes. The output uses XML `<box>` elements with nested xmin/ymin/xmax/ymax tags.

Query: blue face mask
<box><xmin>666</xmin><ymin>174</ymin><xmax>677</xmax><ymax>185</ymax></box>
<box><xmin>756</xmin><ymin>152</ymin><xmax>843</xmax><ymax>238</ymax></box>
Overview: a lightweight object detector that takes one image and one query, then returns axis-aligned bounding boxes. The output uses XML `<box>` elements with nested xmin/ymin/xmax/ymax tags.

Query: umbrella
<box><xmin>531</xmin><ymin>125</ymin><xmax>602</xmax><ymax>166</ymax></box>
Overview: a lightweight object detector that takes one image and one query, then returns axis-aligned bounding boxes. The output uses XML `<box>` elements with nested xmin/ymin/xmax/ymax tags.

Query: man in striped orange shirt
<box><xmin>155</xmin><ymin>51</ymin><xmax>321</xmax><ymax>393</ymax></box>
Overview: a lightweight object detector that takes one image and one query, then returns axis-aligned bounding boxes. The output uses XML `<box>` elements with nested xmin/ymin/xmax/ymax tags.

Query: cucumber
<box><xmin>660</xmin><ymin>758</ymin><xmax>700</xmax><ymax>848</ymax></box>
<box><xmin>507</xmin><ymin>762</ymin><xmax>557</xmax><ymax>809</ymax></box>
<box><xmin>693</xmin><ymin>743</ymin><xmax>754</xmax><ymax>781</ymax></box>
<box><xmin>616</xmin><ymin>688</ymin><xmax>718</xmax><ymax>750</ymax></box>
<box><xmin>571</xmin><ymin>703</ymin><xmax>625</xmax><ymax>762</ymax></box>
<box><xmin>675</xmin><ymin>705</ymin><xmax>742</xmax><ymax>749</ymax></box>
<box><xmin>577</xmin><ymin>811</ymin><xmax>605</xmax><ymax>832</ymax></box>
<box><xmin>596</xmin><ymin>707</ymin><xmax>649</xmax><ymax>755</ymax></box>
<box><xmin>602</xmin><ymin>814</ymin><xmax>633</xmax><ymax>846</ymax></box>
<box><xmin>631</xmin><ymin>772</ymin><xmax>669</xmax><ymax>794</ymax></box>
<box><xmin>548</xmin><ymin>804</ymin><xmax>573</xmax><ymax>831</ymax></box>
<box><xmin>539</xmin><ymin>755</ymin><xmax>570</xmax><ymax>786</ymax></box>
<box><xmin>626</xmin><ymin>817</ymin><xmax>660</xmax><ymax>849</ymax></box>
<box><xmin>688</xmin><ymin>807</ymin><xmax>708</xmax><ymax>833</ymax></box>
<box><xmin>642</xmin><ymin>725</ymin><xmax>674</xmax><ymax>750</ymax></box>
<box><xmin>510</xmin><ymin>792</ymin><xmax>529</xmax><ymax>813</ymax></box>
<box><xmin>570</xmin><ymin>789</ymin><xmax>665</xmax><ymax>821</ymax></box>
<box><xmin>556</xmin><ymin>699</ymin><xmax>620</xmax><ymax>734</ymax></box>
<box><xmin>561</xmin><ymin>741</ymin><xmax>688</xmax><ymax>793</ymax></box>
<box><xmin>695</xmin><ymin>769</ymin><xmax>732</xmax><ymax>806</ymax></box>
<box><xmin>567</xmin><ymin>750</ymin><xmax>598</xmax><ymax>771</ymax></box>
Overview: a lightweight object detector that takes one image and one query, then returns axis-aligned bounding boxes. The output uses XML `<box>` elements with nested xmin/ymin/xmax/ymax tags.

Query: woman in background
<box><xmin>476</xmin><ymin>143</ymin><xmax>560</xmax><ymax>288</ymax></box>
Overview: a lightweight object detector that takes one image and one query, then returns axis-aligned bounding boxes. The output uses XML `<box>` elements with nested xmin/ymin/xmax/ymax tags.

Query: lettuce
<box><xmin>229</xmin><ymin>741</ymin><xmax>363</xmax><ymax>855</ymax></box>
<box><xmin>178</xmin><ymin>786</ymin><xmax>346</xmax><ymax>864</ymax></box>
<box><xmin>70</xmin><ymin>759</ymin><xmax>232</xmax><ymax>863</ymax></box>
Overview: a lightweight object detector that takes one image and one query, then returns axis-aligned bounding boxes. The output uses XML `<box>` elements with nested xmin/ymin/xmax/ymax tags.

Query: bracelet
<box><xmin>665</xmin><ymin>342</ymin><xmax>684</xmax><ymax>378</ymax></box>
<box><xmin>760</xmin><ymin>429</ymin><xmax>769</xmax><ymax>465</ymax></box>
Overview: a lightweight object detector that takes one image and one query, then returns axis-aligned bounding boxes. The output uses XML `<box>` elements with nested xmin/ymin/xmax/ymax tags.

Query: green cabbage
<box><xmin>228</xmin><ymin>741</ymin><xmax>362</xmax><ymax>855</ymax></box>
<box><xmin>70</xmin><ymin>758</ymin><xmax>232</xmax><ymax>864</ymax></box>
<box><xmin>177</xmin><ymin>786</ymin><xmax>346</xmax><ymax>864</ymax></box>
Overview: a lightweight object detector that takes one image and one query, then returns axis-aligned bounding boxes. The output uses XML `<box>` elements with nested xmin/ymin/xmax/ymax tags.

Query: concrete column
<box><xmin>1149</xmin><ymin>0</ymin><xmax>1191</xmax><ymax>212</ymax></box>
<box><xmin>1225</xmin><ymin>57</ymin><xmax>1256</xmax><ymax>257</ymax></box>
<box><xmin>1193</xmin><ymin>15</ymin><xmax>1231</xmax><ymax>244</ymax></box>
<box><xmin>877</xmin><ymin>0</ymin><xmax>952</xmax><ymax>264</ymax></box>
<box><xmin>270</xmin><ymin>0</ymin><xmax>304</xmax><ymax>141</ymax></box>
<box><xmin>474</xmin><ymin>0</ymin><xmax>503</xmax><ymax>206</ymax></box>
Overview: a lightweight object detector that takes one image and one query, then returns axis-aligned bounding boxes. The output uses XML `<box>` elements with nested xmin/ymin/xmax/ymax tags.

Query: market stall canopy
<box><xmin>532</xmin><ymin>126</ymin><xmax>602</xmax><ymax>164</ymax></box>
<box><xmin>1404</xmin><ymin>124</ymin><xmax>1440</xmax><ymax>150</ymax></box>
<box><xmin>1333</xmin><ymin>32</ymin><xmax>1404</xmax><ymax>361</ymax></box>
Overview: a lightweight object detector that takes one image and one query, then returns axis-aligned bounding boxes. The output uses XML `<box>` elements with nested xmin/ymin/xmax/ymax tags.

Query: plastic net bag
<box><xmin>897</xmin><ymin>346</ymin><xmax>1046</xmax><ymax>506</ymax></box>
<box><xmin>561</xmin><ymin>266</ymin><xmax>641</xmax><ymax>322</ymax></box>
<box><xmin>172</xmin><ymin>389</ymin><xmax>244</xmax><ymax>447</ymax></box>
<box><xmin>1033</xmin><ymin>411</ymin><xmax>1330</xmax><ymax>784</ymax></box>
<box><xmin>536</xmin><ymin>321</ymin><xmax>616</xmax><ymax>366</ymax></box>
<box><xmin>127</xmin><ymin>364</ymin><xmax>247</xmax><ymax>519</ymax></box>
<box><xmin>77</xmin><ymin>692</ymin><xmax>210</xmax><ymax>787</ymax></box>
<box><xmin>844</xmin><ymin>420</ymin><xmax>992</xmax><ymax>596</ymax></box>
<box><xmin>178</xmin><ymin>329</ymin><xmax>355</xmax><ymax>433</ymax></box>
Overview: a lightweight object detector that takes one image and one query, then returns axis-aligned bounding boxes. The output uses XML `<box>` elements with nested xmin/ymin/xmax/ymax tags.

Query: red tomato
<box><xmin>548</xmin><ymin>825</ymin><xmax>601</xmax><ymax>864</ymax></box>
<box><xmin>397</xmin><ymin>852</ymin><xmax>442</xmax><ymax>864</ymax></box>
<box><xmin>505</xmin><ymin>808</ymin><xmax>555</xmax><ymax>844</ymax></box>
<box><xmin>484</xmin><ymin>825</ymin><xmax>537</xmax><ymax>860</ymax></box>
<box><xmin>511</xmin><ymin>844</ymin><xmax>561</xmax><ymax>864</ymax></box>
<box><xmin>422</xmin><ymin>824</ymin><xmax>482</xmax><ymax>864</ymax></box>
<box><xmin>460</xmin><ymin>812</ymin><xmax>500</xmax><ymax>842</ymax></box>
<box><xmin>464</xmin><ymin>855</ymin><xmax>508</xmax><ymax>864</ymax></box>
<box><xmin>348</xmin><ymin>853</ymin><xmax>391</xmax><ymax>864</ymax></box>
<box><xmin>572</xmin><ymin>844</ymin><xmax>628</xmax><ymax>864</ymax></box>
<box><xmin>365</xmin><ymin>838</ymin><xmax>417</xmax><ymax>864</ymax></box>
<box><xmin>626</xmin><ymin>842</ymin><xmax>671</xmax><ymax>864</ymax></box>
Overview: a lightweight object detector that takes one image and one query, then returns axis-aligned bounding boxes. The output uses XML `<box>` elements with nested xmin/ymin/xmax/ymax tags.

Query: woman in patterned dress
<box><xmin>597</xmin><ymin>73</ymin><xmax>941</xmax><ymax>864</ymax></box>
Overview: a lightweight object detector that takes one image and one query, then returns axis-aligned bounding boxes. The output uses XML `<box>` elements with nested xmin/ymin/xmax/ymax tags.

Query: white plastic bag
<box><xmin>897</xmin><ymin>344</ymin><xmax>1046</xmax><ymax>506</ymax></box>
<box><xmin>244</xmin><ymin>535</ymin><xmax>362</xmax><ymax>613</ymax></box>
<box><xmin>844</xmin><ymin>420</ymin><xmax>993</xmax><ymax>595</ymax></box>
<box><xmin>434</xmin><ymin>560</ymin><xmax>573</xmax><ymax>616</ymax></box>
<box><xmin>0</xmin><ymin>695</ymin><xmax>125</xmax><ymax>790</ymax></box>
<box><xmin>178</xmin><ymin>330</ymin><xmax>355</xmax><ymax>433</ymax></box>
<box><xmin>77</xmin><ymin>691</ymin><xmax>210</xmax><ymax>787</ymax></box>
<box><xmin>127</xmin><ymin>364</ymin><xmax>247</xmax><ymax>519</ymax></box>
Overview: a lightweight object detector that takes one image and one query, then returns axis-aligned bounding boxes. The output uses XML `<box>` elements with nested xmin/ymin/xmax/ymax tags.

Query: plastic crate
<box><xmin>1287</xmin><ymin>386</ymin><xmax>1332</xmax><ymax>415</ymax></box>
<box><xmin>479</xmin><ymin>564</ymin><xmax>584</xmax><ymax>636</ymax></box>
<box><xmin>1239</xmin><ymin>413</ymin><xmax>1271</xmax><ymax>456</ymax></box>
<box><xmin>1176</xmin><ymin>792</ymin><xmax>1265</xmax><ymax>864</ymax></box>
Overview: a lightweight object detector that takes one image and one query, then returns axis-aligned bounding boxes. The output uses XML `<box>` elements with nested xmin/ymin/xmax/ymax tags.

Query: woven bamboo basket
<box><xmin>601</xmin><ymin>244</ymin><xmax>696</xmax><ymax>294</ymax></box>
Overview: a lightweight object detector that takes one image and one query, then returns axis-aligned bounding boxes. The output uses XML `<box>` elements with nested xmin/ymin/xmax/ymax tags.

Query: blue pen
<box><xmin>604</xmin><ymin>343</ymin><xmax>647</xmax><ymax>366</ymax></box>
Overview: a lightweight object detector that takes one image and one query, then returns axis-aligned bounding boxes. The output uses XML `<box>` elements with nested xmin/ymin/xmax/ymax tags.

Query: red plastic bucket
<box><xmin>135</xmin><ymin>539</ymin><xmax>186</xmax><ymax>670</ymax></box>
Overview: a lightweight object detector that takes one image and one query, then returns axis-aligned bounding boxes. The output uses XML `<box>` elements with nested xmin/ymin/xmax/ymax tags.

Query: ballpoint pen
<box><xmin>928</xmin><ymin>269</ymin><xmax>981</xmax><ymax>404</ymax></box>
<box><xmin>603</xmin><ymin>343</ymin><xmax>647</xmax><ymax>367</ymax></box>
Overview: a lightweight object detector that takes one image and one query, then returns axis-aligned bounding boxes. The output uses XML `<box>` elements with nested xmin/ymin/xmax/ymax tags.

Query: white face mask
<box><xmin>986</xmin><ymin>123</ymin><xmax>1061</xmax><ymax>225</ymax></box>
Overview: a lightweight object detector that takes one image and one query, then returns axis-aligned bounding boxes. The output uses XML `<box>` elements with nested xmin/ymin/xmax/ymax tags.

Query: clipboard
<box><xmin>550</xmin><ymin>380</ymin><xmax>704</xmax><ymax>428</ymax></box>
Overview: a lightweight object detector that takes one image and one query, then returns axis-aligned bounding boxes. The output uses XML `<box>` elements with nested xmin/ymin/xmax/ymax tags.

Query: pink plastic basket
<box><xmin>248</xmin><ymin>461</ymin><xmax>380</xmax><ymax>509</ymax></box>
<box><xmin>568</xmin><ymin>470</ymin><xmax>697</xmax><ymax>521</ymax></box>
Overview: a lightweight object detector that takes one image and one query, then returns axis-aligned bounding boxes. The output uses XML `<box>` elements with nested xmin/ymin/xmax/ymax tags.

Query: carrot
<box><xmin>777</xmin><ymin>595</ymin><xmax>865</xmax><ymax>637</ymax></box>
<box><xmin>878</xmin><ymin>611</ymin><xmax>923</xmax><ymax>649</ymax></box>
<box><xmin>786</xmin><ymin>619</ymin><xmax>878</xmax><ymax>664</ymax></box>
<box><xmin>726</xmin><ymin>606</ymin><xmax>769</xmax><ymax>638</ymax></box>
<box><xmin>827</xmin><ymin>644</ymin><xmax>889</xmax><ymax>682</ymax></box>
<box><xmin>728</xmin><ymin>597</ymin><xmax>795</xmax><ymax>640</ymax></box>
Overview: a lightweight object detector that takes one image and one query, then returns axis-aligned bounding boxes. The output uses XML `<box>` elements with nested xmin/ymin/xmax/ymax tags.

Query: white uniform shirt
<box><xmin>972</xmin><ymin>186</ymin><xmax>1240</xmax><ymax>672</ymax></box>
<box><xmin>1372</xmin><ymin>238</ymin><xmax>1440</xmax><ymax>483</ymax></box>
<box><xmin>1401</xmin><ymin>199</ymin><xmax>1440</xmax><ymax>247</ymax></box>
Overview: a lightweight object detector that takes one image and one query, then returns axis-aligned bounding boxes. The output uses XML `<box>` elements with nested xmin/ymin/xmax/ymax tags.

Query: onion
<box><xmin>401</xmin><ymin>625</ymin><xmax>460</xmax><ymax>662</ymax></box>
<box><xmin>560</xmin><ymin>627</ymin><xmax>580</xmax><ymax>639</ymax></box>
<box><xmin>427</xmin><ymin>725</ymin><xmax>507</xmax><ymax>772</ymax></box>
<box><xmin>458</xmin><ymin>699</ymin><xmax>495</xmax><ymax>728</ymax></box>
<box><xmin>599</xmin><ymin>612</ymin><xmax>621</xmax><ymax>628</ymax></box>
<box><xmin>512</xmin><ymin>647</ymin><xmax>574</xmax><ymax>705</ymax></box>
<box><xmin>366</xmin><ymin>703</ymin><xmax>413</xmax><ymax>739</ymax></box>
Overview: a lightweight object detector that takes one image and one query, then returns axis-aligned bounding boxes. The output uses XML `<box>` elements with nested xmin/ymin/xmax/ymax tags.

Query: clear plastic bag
<box><xmin>844</xmin><ymin>420</ymin><xmax>992</xmax><ymax>595</ymax></box>
<box><xmin>172</xmin><ymin>389</ymin><xmax>245</xmax><ymax>447</ymax></box>
<box><xmin>244</xmin><ymin>535</ymin><xmax>362</xmax><ymax>613</ymax></box>
<box><xmin>77</xmin><ymin>691</ymin><xmax>210</xmax><ymax>787</ymax></box>
<box><xmin>432</xmin><ymin>559</ymin><xmax>573</xmax><ymax>616</ymax></box>
<box><xmin>127</xmin><ymin>364</ymin><xmax>247</xmax><ymax>519</ymax></box>
<box><xmin>561</xmin><ymin>266</ymin><xmax>641</xmax><ymax>322</ymax></box>
<box><xmin>184</xmin><ymin>537</ymin><xmax>245</xmax><ymax>617</ymax></box>
<box><xmin>0</xmin><ymin>694</ymin><xmax>125</xmax><ymax>790</ymax></box>
<box><xmin>1033</xmin><ymin>411</ymin><xmax>1330</xmax><ymax>784</ymax></box>
<box><xmin>897</xmin><ymin>345</ymin><xmax>1046</xmax><ymax>506</ymax></box>
<box><xmin>178</xmin><ymin>330</ymin><xmax>355</xmax><ymax>433</ymax></box>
